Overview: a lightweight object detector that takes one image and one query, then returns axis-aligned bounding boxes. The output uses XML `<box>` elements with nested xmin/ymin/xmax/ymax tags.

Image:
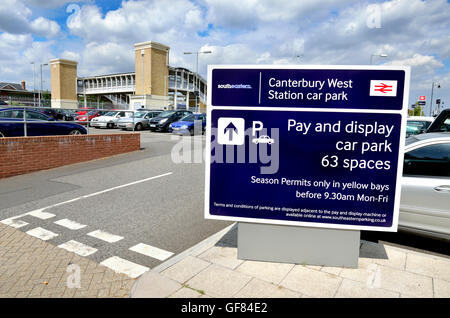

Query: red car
<box><xmin>75</xmin><ymin>107</ymin><xmax>95</xmax><ymax>116</ymax></box>
<box><xmin>75</xmin><ymin>110</ymin><xmax>107</xmax><ymax>125</ymax></box>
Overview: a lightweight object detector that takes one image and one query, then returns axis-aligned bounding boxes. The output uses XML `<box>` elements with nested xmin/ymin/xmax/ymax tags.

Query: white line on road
<box><xmin>23</xmin><ymin>172</ymin><xmax>173</xmax><ymax>214</ymax></box>
<box><xmin>26</xmin><ymin>227</ymin><xmax>58</xmax><ymax>241</ymax></box>
<box><xmin>100</xmin><ymin>256</ymin><xmax>149</xmax><ymax>278</ymax></box>
<box><xmin>54</xmin><ymin>219</ymin><xmax>87</xmax><ymax>230</ymax></box>
<box><xmin>27</xmin><ymin>209</ymin><xmax>56</xmax><ymax>220</ymax></box>
<box><xmin>87</xmin><ymin>230</ymin><xmax>124</xmax><ymax>243</ymax></box>
<box><xmin>129</xmin><ymin>243</ymin><xmax>174</xmax><ymax>261</ymax></box>
<box><xmin>1</xmin><ymin>218</ymin><xmax>28</xmax><ymax>228</ymax></box>
<box><xmin>58</xmin><ymin>240</ymin><xmax>98</xmax><ymax>256</ymax></box>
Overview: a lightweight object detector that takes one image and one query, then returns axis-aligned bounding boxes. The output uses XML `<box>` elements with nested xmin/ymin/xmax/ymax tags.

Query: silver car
<box><xmin>400</xmin><ymin>132</ymin><xmax>450</xmax><ymax>240</ymax></box>
<box><xmin>117</xmin><ymin>110</ymin><xmax>162</xmax><ymax>131</ymax></box>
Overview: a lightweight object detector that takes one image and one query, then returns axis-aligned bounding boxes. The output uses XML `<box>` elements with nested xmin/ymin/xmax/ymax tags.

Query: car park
<box><xmin>117</xmin><ymin>110</ymin><xmax>162</xmax><ymax>131</ymax></box>
<box><xmin>406</xmin><ymin>116</ymin><xmax>435</xmax><ymax>137</ymax></box>
<box><xmin>400</xmin><ymin>132</ymin><xmax>450</xmax><ymax>240</ymax></box>
<box><xmin>90</xmin><ymin>110</ymin><xmax>134</xmax><ymax>129</ymax></box>
<box><xmin>0</xmin><ymin>108</ymin><xmax>87</xmax><ymax>137</ymax></box>
<box><xmin>149</xmin><ymin>110</ymin><xmax>192</xmax><ymax>132</ymax></box>
<box><xmin>169</xmin><ymin>113</ymin><xmax>206</xmax><ymax>135</ymax></box>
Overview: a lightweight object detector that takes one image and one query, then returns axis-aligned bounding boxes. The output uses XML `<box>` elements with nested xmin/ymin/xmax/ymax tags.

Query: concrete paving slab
<box><xmin>161</xmin><ymin>256</ymin><xmax>211</xmax><ymax>284</ymax></box>
<box><xmin>377</xmin><ymin>265</ymin><xmax>434</xmax><ymax>298</ymax></box>
<box><xmin>233</xmin><ymin>278</ymin><xmax>301</xmax><ymax>298</ymax></box>
<box><xmin>236</xmin><ymin>260</ymin><xmax>295</xmax><ymax>285</ymax></box>
<box><xmin>131</xmin><ymin>271</ymin><xmax>182</xmax><ymax>298</ymax></box>
<box><xmin>169</xmin><ymin>287</ymin><xmax>203</xmax><ymax>298</ymax></box>
<box><xmin>185</xmin><ymin>264</ymin><xmax>252</xmax><ymax>298</ymax></box>
<box><xmin>405</xmin><ymin>252</ymin><xmax>450</xmax><ymax>282</ymax></box>
<box><xmin>360</xmin><ymin>242</ymin><xmax>407</xmax><ymax>270</ymax></box>
<box><xmin>335</xmin><ymin>278</ymin><xmax>400</xmax><ymax>298</ymax></box>
<box><xmin>433</xmin><ymin>278</ymin><xmax>450</xmax><ymax>298</ymax></box>
<box><xmin>339</xmin><ymin>258</ymin><xmax>379</xmax><ymax>284</ymax></box>
<box><xmin>280</xmin><ymin>265</ymin><xmax>342</xmax><ymax>298</ymax></box>
<box><xmin>199</xmin><ymin>246</ymin><xmax>243</xmax><ymax>270</ymax></box>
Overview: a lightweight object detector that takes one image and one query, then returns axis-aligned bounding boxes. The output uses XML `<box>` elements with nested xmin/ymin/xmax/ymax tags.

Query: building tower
<box><xmin>50</xmin><ymin>59</ymin><xmax>78</xmax><ymax>109</ymax></box>
<box><xmin>131</xmin><ymin>41</ymin><xmax>170</xmax><ymax>109</ymax></box>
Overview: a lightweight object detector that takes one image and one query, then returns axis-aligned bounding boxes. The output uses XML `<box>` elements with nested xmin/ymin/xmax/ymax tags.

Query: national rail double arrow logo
<box><xmin>369</xmin><ymin>80</ymin><xmax>398</xmax><ymax>97</ymax></box>
<box><xmin>374</xmin><ymin>82</ymin><xmax>392</xmax><ymax>94</ymax></box>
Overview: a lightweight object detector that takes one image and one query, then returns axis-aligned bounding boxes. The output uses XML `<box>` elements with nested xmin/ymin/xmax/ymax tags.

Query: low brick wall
<box><xmin>0</xmin><ymin>134</ymin><xmax>140</xmax><ymax>179</ymax></box>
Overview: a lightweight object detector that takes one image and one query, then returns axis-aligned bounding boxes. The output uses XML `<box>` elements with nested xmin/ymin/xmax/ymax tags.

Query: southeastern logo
<box><xmin>217</xmin><ymin>84</ymin><xmax>252</xmax><ymax>89</ymax></box>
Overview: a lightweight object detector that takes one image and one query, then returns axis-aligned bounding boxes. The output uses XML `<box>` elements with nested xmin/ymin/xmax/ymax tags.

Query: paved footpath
<box><xmin>1</xmin><ymin>220</ymin><xmax>450</xmax><ymax>298</ymax></box>
<box><xmin>0</xmin><ymin>223</ymin><xmax>134</xmax><ymax>297</ymax></box>
<box><xmin>132</xmin><ymin>224</ymin><xmax>450</xmax><ymax>298</ymax></box>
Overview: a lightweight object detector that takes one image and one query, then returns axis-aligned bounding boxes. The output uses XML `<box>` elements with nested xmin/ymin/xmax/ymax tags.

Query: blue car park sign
<box><xmin>205</xmin><ymin>65</ymin><xmax>410</xmax><ymax>232</ymax></box>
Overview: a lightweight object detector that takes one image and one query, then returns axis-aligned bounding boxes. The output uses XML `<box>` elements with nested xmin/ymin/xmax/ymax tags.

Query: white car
<box><xmin>90</xmin><ymin>111</ymin><xmax>134</xmax><ymax>129</ymax></box>
<box><xmin>252</xmin><ymin>135</ymin><xmax>275</xmax><ymax>144</ymax></box>
<box><xmin>400</xmin><ymin>132</ymin><xmax>450</xmax><ymax>240</ymax></box>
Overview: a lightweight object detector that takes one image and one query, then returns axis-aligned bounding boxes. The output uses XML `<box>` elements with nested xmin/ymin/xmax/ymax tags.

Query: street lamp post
<box><xmin>429</xmin><ymin>82</ymin><xmax>441</xmax><ymax>116</ymax></box>
<box><xmin>370</xmin><ymin>53</ymin><xmax>388</xmax><ymax>65</ymax></box>
<box><xmin>39</xmin><ymin>63</ymin><xmax>48</xmax><ymax>107</ymax></box>
<box><xmin>30</xmin><ymin>62</ymin><xmax>36</xmax><ymax>107</ymax></box>
<box><xmin>184</xmin><ymin>50</ymin><xmax>212</xmax><ymax>113</ymax></box>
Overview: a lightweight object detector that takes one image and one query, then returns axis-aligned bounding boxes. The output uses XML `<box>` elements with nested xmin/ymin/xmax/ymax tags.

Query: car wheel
<box><xmin>189</xmin><ymin>128</ymin><xmax>194</xmax><ymax>136</ymax></box>
<box><xmin>107</xmin><ymin>123</ymin><xmax>114</xmax><ymax>129</ymax></box>
<box><xmin>68</xmin><ymin>129</ymin><xmax>82</xmax><ymax>135</ymax></box>
<box><xmin>0</xmin><ymin>131</ymin><xmax>5</xmax><ymax>138</ymax></box>
<box><xmin>135</xmin><ymin>123</ymin><xmax>143</xmax><ymax>131</ymax></box>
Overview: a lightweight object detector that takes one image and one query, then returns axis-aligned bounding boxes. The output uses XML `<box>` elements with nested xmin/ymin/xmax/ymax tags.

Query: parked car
<box><xmin>0</xmin><ymin>101</ymin><xmax>8</xmax><ymax>106</ymax></box>
<box><xmin>90</xmin><ymin>110</ymin><xmax>134</xmax><ymax>129</ymax></box>
<box><xmin>149</xmin><ymin>110</ymin><xmax>192</xmax><ymax>132</ymax></box>
<box><xmin>426</xmin><ymin>109</ymin><xmax>450</xmax><ymax>133</ymax></box>
<box><xmin>55</xmin><ymin>109</ymin><xmax>78</xmax><ymax>121</ymax></box>
<box><xmin>117</xmin><ymin>110</ymin><xmax>162</xmax><ymax>131</ymax></box>
<box><xmin>0</xmin><ymin>108</ymin><xmax>87</xmax><ymax>137</ymax></box>
<box><xmin>75</xmin><ymin>110</ymin><xmax>108</xmax><ymax>126</ymax></box>
<box><xmin>406</xmin><ymin>116</ymin><xmax>435</xmax><ymax>137</ymax></box>
<box><xmin>75</xmin><ymin>107</ymin><xmax>95</xmax><ymax>115</ymax></box>
<box><xmin>169</xmin><ymin>113</ymin><xmax>206</xmax><ymax>135</ymax></box>
<box><xmin>400</xmin><ymin>132</ymin><xmax>450</xmax><ymax>240</ymax></box>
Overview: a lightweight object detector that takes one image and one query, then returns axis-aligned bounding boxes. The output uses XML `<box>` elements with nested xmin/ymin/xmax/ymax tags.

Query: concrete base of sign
<box><xmin>237</xmin><ymin>222</ymin><xmax>360</xmax><ymax>268</ymax></box>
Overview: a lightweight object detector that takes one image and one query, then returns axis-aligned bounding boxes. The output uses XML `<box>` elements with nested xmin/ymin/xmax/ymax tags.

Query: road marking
<box><xmin>87</xmin><ymin>230</ymin><xmax>124</xmax><ymax>243</ymax></box>
<box><xmin>22</xmin><ymin>172</ymin><xmax>173</xmax><ymax>215</ymax></box>
<box><xmin>27</xmin><ymin>209</ymin><xmax>55</xmax><ymax>220</ymax></box>
<box><xmin>100</xmin><ymin>256</ymin><xmax>149</xmax><ymax>278</ymax></box>
<box><xmin>26</xmin><ymin>227</ymin><xmax>58</xmax><ymax>241</ymax></box>
<box><xmin>1</xmin><ymin>213</ymin><xmax>29</xmax><ymax>228</ymax></box>
<box><xmin>54</xmin><ymin>219</ymin><xmax>87</xmax><ymax>230</ymax></box>
<box><xmin>129</xmin><ymin>243</ymin><xmax>174</xmax><ymax>261</ymax></box>
<box><xmin>58</xmin><ymin>240</ymin><xmax>97</xmax><ymax>256</ymax></box>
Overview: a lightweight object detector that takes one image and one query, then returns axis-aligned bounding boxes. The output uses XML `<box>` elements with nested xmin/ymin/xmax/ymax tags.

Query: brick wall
<box><xmin>0</xmin><ymin>134</ymin><xmax>140</xmax><ymax>179</ymax></box>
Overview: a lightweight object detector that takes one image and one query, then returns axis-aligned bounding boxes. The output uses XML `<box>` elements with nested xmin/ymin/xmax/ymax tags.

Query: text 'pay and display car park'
<box><xmin>205</xmin><ymin>65</ymin><xmax>409</xmax><ymax>232</ymax></box>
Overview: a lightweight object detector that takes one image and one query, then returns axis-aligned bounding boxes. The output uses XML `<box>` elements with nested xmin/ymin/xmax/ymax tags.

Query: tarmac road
<box><xmin>0</xmin><ymin>130</ymin><xmax>231</xmax><ymax>274</ymax></box>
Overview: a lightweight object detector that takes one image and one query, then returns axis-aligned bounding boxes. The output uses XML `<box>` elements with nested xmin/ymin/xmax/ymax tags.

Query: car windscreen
<box><xmin>180</xmin><ymin>114</ymin><xmax>197</xmax><ymax>122</ymax></box>
<box><xmin>157</xmin><ymin>111</ymin><xmax>176</xmax><ymax>118</ymax></box>
<box><xmin>133</xmin><ymin>112</ymin><xmax>147</xmax><ymax>118</ymax></box>
<box><xmin>104</xmin><ymin>112</ymin><xmax>118</xmax><ymax>116</ymax></box>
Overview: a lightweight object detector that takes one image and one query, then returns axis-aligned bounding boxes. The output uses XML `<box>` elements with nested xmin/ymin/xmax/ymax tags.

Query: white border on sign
<box><xmin>204</xmin><ymin>64</ymin><xmax>410</xmax><ymax>232</ymax></box>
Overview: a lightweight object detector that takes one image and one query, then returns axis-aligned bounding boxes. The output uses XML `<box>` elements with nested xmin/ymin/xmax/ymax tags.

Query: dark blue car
<box><xmin>0</xmin><ymin>108</ymin><xmax>87</xmax><ymax>137</ymax></box>
<box><xmin>169</xmin><ymin>113</ymin><xmax>206</xmax><ymax>135</ymax></box>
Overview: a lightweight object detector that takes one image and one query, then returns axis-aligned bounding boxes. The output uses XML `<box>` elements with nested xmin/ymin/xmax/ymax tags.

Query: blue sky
<box><xmin>0</xmin><ymin>0</ymin><xmax>449</xmax><ymax>114</ymax></box>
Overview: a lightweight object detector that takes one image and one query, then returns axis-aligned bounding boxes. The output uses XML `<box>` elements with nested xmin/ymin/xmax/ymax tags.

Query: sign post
<box><xmin>205</xmin><ymin>65</ymin><xmax>410</xmax><ymax>267</ymax></box>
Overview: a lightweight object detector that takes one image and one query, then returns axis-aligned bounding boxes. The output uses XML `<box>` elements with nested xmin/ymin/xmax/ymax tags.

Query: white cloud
<box><xmin>30</xmin><ymin>17</ymin><xmax>61</xmax><ymax>38</ymax></box>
